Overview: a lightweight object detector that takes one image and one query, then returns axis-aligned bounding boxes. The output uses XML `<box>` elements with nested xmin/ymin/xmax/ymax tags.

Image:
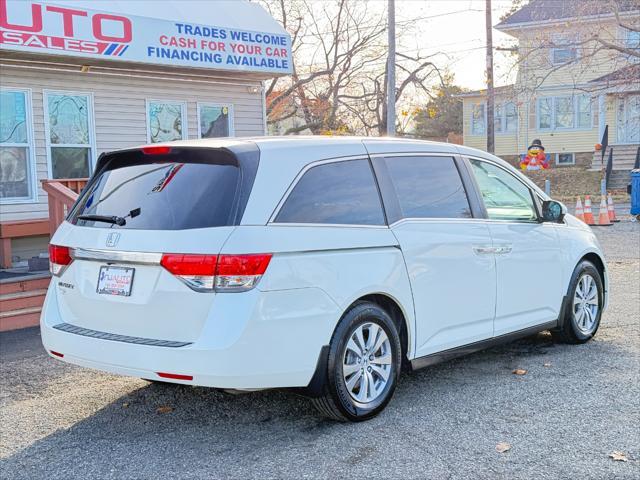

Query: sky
<box><xmin>394</xmin><ymin>0</ymin><xmax>520</xmax><ymax>90</ymax></box>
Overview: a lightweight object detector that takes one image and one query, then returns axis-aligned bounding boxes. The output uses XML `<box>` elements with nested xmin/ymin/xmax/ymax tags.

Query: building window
<box><xmin>504</xmin><ymin>102</ymin><xmax>518</xmax><ymax>133</ymax></box>
<box><xmin>471</xmin><ymin>104</ymin><xmax>485</xmax><ymax>135</ymax></box>
<box><xmin>577</xmin><ymin>96</ymin><xmax>592</xmax><ymax>128</ymax></box>
<box><xmin>626</xmin><ymin>29</ymin><xmax>640</xmax><ymax>60</ymax></box>
<box><xmin>1</xmin><ymin>88</ymin><xmax>36</xmax><ymax>202</ymax></box>
<box><xmin>538</xmin><ymin>98</ymin><xmax>553</xmax><ymax>129</ymax></box>
<box><xmin>494</xmin><ymin>104</ymin><xmax>503</xmax><ymax>133</ymax></box>
<box><xmin>537</xmin><ymin>95</ymin><xmax>592</xmax><ymax>130</ymax></box>
<box><xmin>146</xmin><ymin>100</ymin><xmax>187</xmax><ymax>143</ymax></box>
<box><xmin>556</xmin><ymin>153</ymin><xmax>575</xmax><ymax>165</ymax></box>
<box><xmin>551</xmin><ymin>36</ymin><xmax>578</xmax><ymax>65</ymax></box>
<box><xmin>492</xmin><ymin>102</ymin><xmax>517</xmax><ymax>134</ymax></box>
<box><xmin>555</xmin><ymin>96</ymin><xmax>574</xmax><ymax>129</ymax></box>
<box><xmin>44</xmin><ymin>91</ymin><xmax>95</xmax><ymax>179</ymax></box>
<box><xmin>198</xmin><ymin>104</ymin><xmax>234</xmax><ymax>138</ymax></box>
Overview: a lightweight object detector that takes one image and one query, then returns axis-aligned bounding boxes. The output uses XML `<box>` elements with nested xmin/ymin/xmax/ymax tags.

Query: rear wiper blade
<box><xmin>77</xmin><ymin>214</ymin><xmax>126</xmax><ymax>226</ymax></box>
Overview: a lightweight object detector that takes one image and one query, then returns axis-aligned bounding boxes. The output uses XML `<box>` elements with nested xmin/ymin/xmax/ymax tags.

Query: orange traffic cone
<box><xmin>596</xmin><ymin>196</ymin><xmax>612</xmax><ymax>226</ymax></box>
<box><xmin>583</xmin><ymin>196</ymin><xmax>596</xmax><ymax>225</ymax></box>
<box><xmin>574</xmin><ymin>197</ymin><xmax>585</xmax><ymax>222</ymax></box>
<box><xmin>607</xmin><ymin>192</ymin><xmax>620</xmax><ymax>222</ymax></box>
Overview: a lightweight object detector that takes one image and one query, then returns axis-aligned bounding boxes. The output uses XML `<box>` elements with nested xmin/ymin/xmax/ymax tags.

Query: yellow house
<box><xmin>461</xmin><ymin>0</ymin><xmax>639</xmax><ymax>184</ymax></box>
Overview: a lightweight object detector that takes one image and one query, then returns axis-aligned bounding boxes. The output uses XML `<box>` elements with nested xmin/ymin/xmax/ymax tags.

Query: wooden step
<box><xmin>0</xmin><ymin>306</ymin><xmax>41</xmax><ymax>331</ymax></box>
<box><xmin>0</xmin><ymin>275</ymin><xmax>51</xmax><ymax>295</ymax></box>
<box><xmin>0</xmin><ymin>289</ymin><xmax>47</xmax><ymax>311</ymax></box>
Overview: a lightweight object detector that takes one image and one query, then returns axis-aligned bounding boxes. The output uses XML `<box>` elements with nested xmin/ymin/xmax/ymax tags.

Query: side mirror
<box><xmin>542</xmin><ymin>200</ymin><xmax>566</xmax><ymax>223</ymax></box>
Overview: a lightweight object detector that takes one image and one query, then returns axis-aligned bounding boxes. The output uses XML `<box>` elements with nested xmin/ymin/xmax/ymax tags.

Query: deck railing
<box><xmin>41</xmin><ymin>178</ymin><xmax>88</xmax><ymax>235</ymax></box>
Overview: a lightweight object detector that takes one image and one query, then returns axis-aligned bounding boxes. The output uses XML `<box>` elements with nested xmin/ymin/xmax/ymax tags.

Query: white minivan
<box><xmin>41</xmin><ymin>137</ymin><xmax>608</xmax><ymax>421</ymax></box>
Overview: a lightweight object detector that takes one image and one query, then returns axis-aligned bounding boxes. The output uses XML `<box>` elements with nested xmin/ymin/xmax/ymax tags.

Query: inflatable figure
<box><xmin>520</xmin><ymin>139</ymin><xmax>549</xmax><ymax>170</ymax></box>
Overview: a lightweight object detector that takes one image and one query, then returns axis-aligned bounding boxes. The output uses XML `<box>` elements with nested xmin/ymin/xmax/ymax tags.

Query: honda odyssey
<box><xmin>41</xmin><ymin>137</ymin><xmax>608</xmax><ymax>421</ymax></box>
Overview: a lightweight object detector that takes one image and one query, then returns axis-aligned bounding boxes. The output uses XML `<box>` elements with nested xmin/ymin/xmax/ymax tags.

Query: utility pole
<box><xmin>386</xmin><ymin>0</ymin><xmax>396</xmax><ymax>136</ymax></box>
<box><xmin>485</xmin><ymin>0</ymin><xmax>495</xmax><ymax>153</ymax></box>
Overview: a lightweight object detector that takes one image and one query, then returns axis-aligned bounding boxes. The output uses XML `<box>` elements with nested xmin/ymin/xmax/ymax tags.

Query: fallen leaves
<box><xmin>496</xmin><ymin>442</ymin><xmax>511</xmax><ymax>453</ymax></box>
<box><xmin>512</xmin><ymin>368</ymin><xmax>527</xmax><ymax>376</ymax></box>
<box><xmin>156</xmin><ymin>406</ymin><xmax>174</xmax><ymax>414</ymax></box>
<box><xmin>122</xmin><ymin>402</ymin><xmax>130</xmax><ymax>408</ymax></box>
<box><xmin>609</xmin><ymin>451</ymin><xmax>628</xmax><ymax>462</ymax></box>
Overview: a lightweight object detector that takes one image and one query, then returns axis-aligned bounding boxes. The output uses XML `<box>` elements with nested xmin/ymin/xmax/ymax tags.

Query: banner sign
<box><xmin>0</xmin><ymin>0</ymin><xmax>292</xmax><ymax>74</ymax></box>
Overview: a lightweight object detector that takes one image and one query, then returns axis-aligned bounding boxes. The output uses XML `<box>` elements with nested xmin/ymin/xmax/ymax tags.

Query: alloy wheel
<box><xmin>342</xmin><ymin>322</ymin><xmax>392</xmax><ymax>404</ymax></box>
<box><xmin>573</xmin><ymin>273</ymin><xmax>599</xmax><ymax>334</ymax></box>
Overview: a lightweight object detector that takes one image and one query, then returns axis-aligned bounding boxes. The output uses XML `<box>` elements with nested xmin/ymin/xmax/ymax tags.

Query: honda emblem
<box><xmin>106</xmin><ymin>232</ymin><xmax>121</xmax><ymax>248</ymax></box>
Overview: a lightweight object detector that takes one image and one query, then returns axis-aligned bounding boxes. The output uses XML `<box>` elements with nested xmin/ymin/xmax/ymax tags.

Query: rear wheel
<box><xmin>552</xmin><ymin>260</ymin><xmax>603</xmax><ymax>344</ymax></box>
<box><xmin>310</xmin><ymin>302</ymin><xmax>401</xmax><ymax>422</ymax></box>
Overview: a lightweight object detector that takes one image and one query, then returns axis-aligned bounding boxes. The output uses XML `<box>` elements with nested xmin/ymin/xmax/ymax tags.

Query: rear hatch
<box><xmin>49</xmin><ymin>144</ymin><xmax>259</xmax><ymax>343</ymax></box>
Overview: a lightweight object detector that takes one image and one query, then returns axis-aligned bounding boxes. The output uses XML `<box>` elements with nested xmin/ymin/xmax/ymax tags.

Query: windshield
<box><xmin>70</xmin><ymin>159</ymin><xmax>240</xmax><ymax>230</ymax></box>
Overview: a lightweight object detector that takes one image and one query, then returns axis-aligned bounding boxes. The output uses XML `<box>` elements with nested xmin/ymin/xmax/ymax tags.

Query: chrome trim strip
<box><xmin>267</xmin><ymin>223</ymin><xmax>389</xmax><ymax>230</ymax></box>
<box><xmin>70</xmin><ymin>248</ymin><xmax>162</xmax><ymax>265</ymax></box>
<box><xmin>367</xmin><ymin>152</ymin><xmax>457</xmax><ymax>159</ymax></box>
<box><xmin>53</xmin><ymin>322</ymin><xmax>192</xmax><ymax>348</ymax></box>
<box><xmin>389</xmin><ymin>217</ymin><xmax>486</xmax><ymax>228</ymax></box>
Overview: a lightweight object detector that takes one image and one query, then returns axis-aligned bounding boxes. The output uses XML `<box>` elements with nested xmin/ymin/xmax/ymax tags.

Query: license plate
<box><xmin>97</xmin><ymin>266</ymin><xmax>135</xmax><ymax>297</ymax></box>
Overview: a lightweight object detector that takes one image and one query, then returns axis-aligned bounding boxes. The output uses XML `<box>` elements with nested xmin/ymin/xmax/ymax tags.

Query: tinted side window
<box><xmin>275</xmin><ymin>159</ymin><xmax>385</xmax><ymax>225</ymax></box>
<box><xmin>469</xmin><ymin>159</ymin><xmax>538</xmax><ymax>221</ymax></box>
<box><xmin>383</xmin><ymin>156</ymin><xmax>472</xmax><ymax>219</ymax></box>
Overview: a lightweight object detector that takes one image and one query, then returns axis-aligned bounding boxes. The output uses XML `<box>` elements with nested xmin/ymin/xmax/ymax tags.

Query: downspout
<box><xmin>261</xmin><ymin>81</ymin><xmax>267</xmax><ymax>136</ymax></box>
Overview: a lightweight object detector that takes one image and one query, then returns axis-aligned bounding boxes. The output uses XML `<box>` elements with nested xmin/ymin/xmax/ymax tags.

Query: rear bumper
<box><xmin>40</xmin><ymin>285</ymin><xmax>340</xmax><ymax>389</ymax></box>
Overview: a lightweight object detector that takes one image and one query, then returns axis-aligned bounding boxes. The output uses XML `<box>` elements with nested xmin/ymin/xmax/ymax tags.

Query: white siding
<box><xmin>0</xmin><ymin>63</ymin><xmax>265</xmax><ymax>223</ymax></box>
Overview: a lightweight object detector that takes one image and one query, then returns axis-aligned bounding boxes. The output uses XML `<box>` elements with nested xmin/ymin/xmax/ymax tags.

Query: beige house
<box><xmin>0</xmin><ymin>0</ymin><xmax>291</xmax><ymax>268</ymax></box>
<box><xmin>461</xmin><ymin>0</ymin><xmax>639</xmax><ymax>177</ymax></box>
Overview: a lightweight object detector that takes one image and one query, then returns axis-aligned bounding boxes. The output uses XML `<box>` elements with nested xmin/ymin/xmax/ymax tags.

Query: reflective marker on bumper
<box><xmin>156</xmin><ymin>372</ymin><xmax>193</xmax><ymax>381</ymax></box>
<box><xmin>50</xmin><ymin>350</ymin><xmax>64</xmax><ymax>358</ymax></box>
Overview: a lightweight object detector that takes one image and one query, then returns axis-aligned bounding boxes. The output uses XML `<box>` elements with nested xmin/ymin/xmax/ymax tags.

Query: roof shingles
<box><xmin>497</xmin><ymin>0</ymin><xmax>639</xmax><ymax>28</ymax></box>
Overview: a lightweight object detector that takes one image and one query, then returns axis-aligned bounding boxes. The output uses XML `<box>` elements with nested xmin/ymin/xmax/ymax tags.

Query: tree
<box><xmin>413</xmin><ymin>75</ymin><xmax>466</xmax><ymax>139</ymax></box>
<box><xmin>260</xmin><ymin>0</ymin><xmax>444</xmax><ymax>135</ymax></box>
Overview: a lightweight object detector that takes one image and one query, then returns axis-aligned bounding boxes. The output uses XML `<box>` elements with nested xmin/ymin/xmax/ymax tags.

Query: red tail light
<box><xmin>160</xmin><ymin>254</ymin><xmax>217</xmax><ymax>291</ymax></box>
<box><xmin>216</xmin><ymin>254</ymin><xmax>272</xmax><ymax>276</ymax></box>
<box><xmin>160</xmin><ymin>253</ymin><xmax>272</xmax><ymax>292</ymax></box>
<box><xmin>49</xmin><ymin>244</ymin><xmax>72</xmax><ymax>276</ymax></box>
<box><xmin>141</xmin><ymin>145</ymin><xmax>172</xmax><ymax>155</ymax></box>
<box><xmin>215</xmin><ymin>254</ymin><xmax>272</xmax><ymax>292</ymax></box>
<box><xmin>160</xmin><ymin>254</ymin><xmax>217</xmax><ymax>276</ymax></box>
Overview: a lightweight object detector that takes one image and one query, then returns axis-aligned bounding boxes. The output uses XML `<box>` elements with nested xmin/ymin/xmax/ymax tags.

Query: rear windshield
<box><xmin>70</xmin><ymin>155</ymin><xmax>240</xmax><ymax>230</ymax></box>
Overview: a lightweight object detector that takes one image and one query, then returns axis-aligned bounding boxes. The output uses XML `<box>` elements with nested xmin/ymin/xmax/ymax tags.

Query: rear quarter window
<box><xmin>274</xmin><ymin>159</ymin><xmax>385</xmax><ymax>225</ymax></box>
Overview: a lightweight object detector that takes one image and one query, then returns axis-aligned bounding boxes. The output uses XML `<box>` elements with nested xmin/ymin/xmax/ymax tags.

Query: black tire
<box><xmin>310</xmin><ymin>301</ymin><xmax>402</xmax><ymax>422</ymax></box>
<box><xmin>552</xmin><ymin>260</ymin><xmax>604</xmax><ymax>344</ymax></box>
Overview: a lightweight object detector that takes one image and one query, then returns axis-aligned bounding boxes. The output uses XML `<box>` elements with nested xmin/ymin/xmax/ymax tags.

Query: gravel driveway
<box><xmin>1</xmin><ymin>220</ymin><xmax>638</xmax><ymax>480</ymax></box>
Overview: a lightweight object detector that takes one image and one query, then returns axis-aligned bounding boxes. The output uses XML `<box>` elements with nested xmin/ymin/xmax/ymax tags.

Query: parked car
<box><xmin>41</xmin><ymin>137</ymin><xmax>608</xmax><ymax>421</ymax></box>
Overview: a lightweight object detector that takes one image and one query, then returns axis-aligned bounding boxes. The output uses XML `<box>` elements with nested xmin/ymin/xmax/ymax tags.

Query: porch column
<box><xmin>598</xmin><ymin>94</ymin><xmax>606</xmax><ymax>141</ymax></box>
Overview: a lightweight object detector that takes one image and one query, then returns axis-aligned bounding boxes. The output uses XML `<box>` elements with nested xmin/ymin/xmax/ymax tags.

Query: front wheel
<box><xmin>552</xmin><ymin>260</ymin><xmax>604</xmax><ymax>344</ymax></box>
<box><xmin>310</xmin><ymin>302</ymin><xmax>402</xmax><ymax>422</ymax></box>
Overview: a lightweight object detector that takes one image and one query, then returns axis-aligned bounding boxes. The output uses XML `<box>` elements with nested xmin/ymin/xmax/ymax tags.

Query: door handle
<box><xmin>472</xmin><ymin>245</ymin><xmax>495</xmax><ymax>255</ymax></box>
<box><xmin>494</xmin><ymin>244</ymin><xmax>513</xmax><ymax>255</ymax></box>
<box><xmin>472</xmin><ymin>244</ymin><xmax>513</xmax><ymax>255</ymax></box>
